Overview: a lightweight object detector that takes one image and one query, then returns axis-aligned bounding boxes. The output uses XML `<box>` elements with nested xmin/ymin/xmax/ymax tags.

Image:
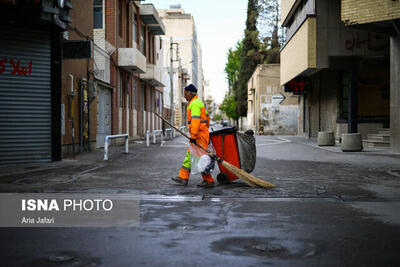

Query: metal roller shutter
<box><xmin>0</xmin><ymin>26</ymin><xmax>52</xmax><ymax>164</ymax></box>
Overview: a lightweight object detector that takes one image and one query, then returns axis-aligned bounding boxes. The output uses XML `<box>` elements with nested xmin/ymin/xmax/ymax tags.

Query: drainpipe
<box><xmin>79</xmin><ymin>78</ymin><xmax>83</xmax><ymax>152</ymax></box>
<box><xmin>68</xmin><ymin>74</ymin><xmax>75</xmax><ymax>155</ymax></box>
<box><xmin>169</xmin><ymin>37</ymin><xmax>174</xmax><ymax>125</ymax></box>
<box><xmin>87</xmin><ymin>58</ymin><xmax>91</xmax><ymax>151</ymax></box>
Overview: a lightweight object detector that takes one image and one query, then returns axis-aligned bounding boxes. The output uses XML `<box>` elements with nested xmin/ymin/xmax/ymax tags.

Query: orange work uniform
<box><xmin>178</xmin><ymin>96</ymin><xmax>214</xmax><ymax>183</ymax></box>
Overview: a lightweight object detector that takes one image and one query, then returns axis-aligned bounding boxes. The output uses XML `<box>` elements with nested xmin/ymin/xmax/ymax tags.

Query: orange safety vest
<box><xmin>187</xmin><ymin>96</ymin><xmax>209</xmax><ymax>141</ymax></box>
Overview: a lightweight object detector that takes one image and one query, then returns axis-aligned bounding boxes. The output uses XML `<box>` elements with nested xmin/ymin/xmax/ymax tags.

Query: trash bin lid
<box><xmin>209</xmin><ymin>127</ymin><xmax>237</xmax><ymax>136</ymax></box>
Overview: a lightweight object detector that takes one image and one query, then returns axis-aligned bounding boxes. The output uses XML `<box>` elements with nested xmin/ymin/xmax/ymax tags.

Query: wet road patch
<box><xmin>210</xmin><ymin>237</ymin><xmax>319</xmax><ymax>259</ymax></box>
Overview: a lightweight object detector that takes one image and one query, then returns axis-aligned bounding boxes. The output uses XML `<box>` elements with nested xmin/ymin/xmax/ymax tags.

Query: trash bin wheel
<box><xmin>217</xmin><ymin>172</ymin><xmax>230</xmax><ymax>185</ymax></box>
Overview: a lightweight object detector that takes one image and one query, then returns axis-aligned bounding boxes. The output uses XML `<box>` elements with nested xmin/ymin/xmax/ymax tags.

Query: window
<box><xmin>132</xmin><ymin>79</ymin><xmax>138</xmax><ymax>109</ymax></box>
<box><xmin>118</xmin><ymin>0</ymin><xmax>123</xmax><ymax>37</ymax></box>
<box><xmin>140</xmin><ymin>82</ymin><xmax>145</xmax><ymax>111</ymax></box>
<box><xmin>146</xmin><ymin>87</ymin><xmax>151</xmax><ymax>112</ymax></box>
<box><xmin>119</xmin><ymin>72</ymin><xmax>123</xmax><ymax>107</ymax></box>
<box><xmin>127</xmin><ymin>77</ymin><xmax>130</xmax><ymax>109</ymax></box>
<box><xmin>140</xmin><ymin>24</ymin><xmax>145</xmax><ymax>54</ymax></box>
<box><xmin>132</xmin><ymin>12</ymin><xmax>137</xmax><ymax>44</ymax></box>
<box><xmin>147</xmin><ymin>31</ymin><xmax>151</xmax><ymax>61</ymax></box>
<box><xmin>151</xmin><ymin>35</ymin><xmax>155</xmax><ymax>64</ymax></box>
<box><xmin>153</xmin><ymin>90</ymin><xmax>156</xmax><ymax>112</ymax></box>
<box><xmin>93</xmin><ymin>0</ymin><xmax>103</xmax><ymax>29</ymax></box>
<box><xmin>160</xmin><ymin>93</ymin><xmax>163</xmax><ymax>114</ymax></box>
<box><xmin>126</xmin><ymin>3</ymin><xmax>129</xmax><ymax>46</ymax></box>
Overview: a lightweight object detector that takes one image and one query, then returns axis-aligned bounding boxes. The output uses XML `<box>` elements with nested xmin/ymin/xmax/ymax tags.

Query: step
<box><xmin>363</xmin><ymin>139</ymin><xmax>391</xmax><ymax>147</ymax></box>
<box><xmin>377</xmin><ymin>128</ymin><xmax>391</xmax><ymax>135</ymax></box>
<box><xmin>367</xmin><ymin>134</ymin><xmax>391</xmax><ymax>141</ymax></box>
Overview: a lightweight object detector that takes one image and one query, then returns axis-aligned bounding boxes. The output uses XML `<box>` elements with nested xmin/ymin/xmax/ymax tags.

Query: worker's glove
<box><xmin>190</xmin><ymin>138</ymin><xmax>196</xmax><ymax>144</ymax></box>
<box><xmin>209</xmin><ymin>154</ymin><xmax>217</xmax><ymax>161</ymax></box>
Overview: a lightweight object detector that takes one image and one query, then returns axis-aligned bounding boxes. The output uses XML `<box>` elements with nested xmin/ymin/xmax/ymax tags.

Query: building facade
<box><xmin>62</xmin><ymin>0</ymin><xmax>95</xmax><ymax>156</ymax></box>
<box><xmin>0</xmin><ymin>0</ymin><xmax>73</xmax><ymax>164</ymax></box>
<box><xmin>340</xmin><ymin>0</ymin><xmax>400</xmax><ymax>152</ymax></box>
<box><xmin>94</xmin><ymin>0</ymin><xmax>165</xmax><ymax>148</ymax></box>
<box><xmin>158</xmin><ymin>6</ymin><xmax>204</xmax><ymax>127</ymax></box>
<box><xmin>247</xmin><ymin>64</ymin><xmax>299</xmax><ymax>134</ymax></box>
<box><xmin>280</xmin><ymin>0</ymin><xmax>391</xmax><ymax>146</ymax></box>
<box><xmin>0</xmin><ymin>0</ymin><xmax>166</xmax><ymax>164</ymax></box>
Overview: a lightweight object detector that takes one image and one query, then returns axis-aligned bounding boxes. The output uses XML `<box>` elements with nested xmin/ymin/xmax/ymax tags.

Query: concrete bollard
<box><xmin>341</xmin><ymin>133</ymin><xmax>363</xmax><ymax>152</ymax></box>
<box><xmin>146</xmin><ymin>130</ymin><xmax>150</xmax><ymax>147</ymax></box>
<box><xmin>318</xmin><ymin>131</ymin><xmax>335</xmax><ymax>146</ymax></box>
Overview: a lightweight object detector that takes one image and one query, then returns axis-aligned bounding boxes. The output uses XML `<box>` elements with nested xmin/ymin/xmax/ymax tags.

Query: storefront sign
<box><xmin>285</xmin><ymin>79</ymin><xmax>308</xmax><ymax>94</ymax></box>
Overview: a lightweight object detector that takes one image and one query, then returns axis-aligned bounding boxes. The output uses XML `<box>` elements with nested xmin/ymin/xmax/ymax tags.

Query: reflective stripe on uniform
<box><xmin>200</xmin><ymin>120</ymin><xmax>208</xmax><ymax>123</ymax></box>
<box><xmin>181</xmin><ymin>165</ymin><xmax>191</xmax><ymax>171</ymax></box>
<box><xmin>191</xmin><ymin>115</ymin><xmax>201</xmax><ymax>119</ymax></box>
<box><xmin>182</xmin><ymin>150</ymin><xmax>191</xmax><ymax>169</ymax></box>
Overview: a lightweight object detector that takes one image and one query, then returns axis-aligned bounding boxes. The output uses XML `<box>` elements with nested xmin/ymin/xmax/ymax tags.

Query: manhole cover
<box><xmin>210</xmin><ymin>237</ymin><xmax>319</xmax><ymax>258</ymax></box>
<box><xmin>388</xmin><ymin>170</ymin><xmax>400</xmax><ymax>177</ymax></box>
<box><xmin>47</xmin><ymin>254</ymin><xmax>75</xmax><ymax>263</ymax></box>
<box><xmin>254</xmin><ymin>243</ymin><xmax>287</xmax><ymax>253</ymax></box>
<box><xmin>14</xmin><ymin>175</ymin><xmax>77</xmax><ymax>186</ymax></box>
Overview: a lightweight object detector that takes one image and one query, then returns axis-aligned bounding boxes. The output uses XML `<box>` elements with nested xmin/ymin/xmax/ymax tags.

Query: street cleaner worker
<box><xmin>171</xmin><ymin>84</ymin><xmax>215</xmax><ymax>188</ymax></box>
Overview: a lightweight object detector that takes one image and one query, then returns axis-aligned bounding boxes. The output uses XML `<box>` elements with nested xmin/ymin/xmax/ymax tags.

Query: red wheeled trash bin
<box><xmin>210</xmin><ymin>127</ymin><xmax>256</xmax><ymax>184</ymax></box>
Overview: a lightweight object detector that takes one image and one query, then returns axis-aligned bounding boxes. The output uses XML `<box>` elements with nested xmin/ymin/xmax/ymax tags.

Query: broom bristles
<box><xmin>220</xmin><ymin>160</ymin><xmax>275</xmax><ymax>188</ymax></box>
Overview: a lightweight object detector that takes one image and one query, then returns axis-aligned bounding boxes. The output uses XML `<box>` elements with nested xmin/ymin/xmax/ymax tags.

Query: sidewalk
<box><xmin>287</xmin><ymin>135</ymin><xmax>400</xmax><ymax>156</ymax></box>
<box><xmin>0</xmin><ymin>138</ymin><xmax>161</xmax><ymax>192</ymax></box>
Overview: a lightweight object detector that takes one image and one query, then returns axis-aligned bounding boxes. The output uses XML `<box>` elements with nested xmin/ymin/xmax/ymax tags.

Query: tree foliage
<box><xmin>237</xmin><ymin>0</ymin><xmax>260</xmax><ymax>117</ymax></box>
<box><xmin>258</xmin><ymin>0</ymin><xmax>283</xmax><ymax>64</ymax></box>
<box><xmin>258</xmin><ymin>0</ymin><xmax>284</xmax><ymax>47</ymax></box>
<box><xmin>212</xmin><ymin>113</ymin><xmax>222</xmax><ymax>122</ymax></box>
<box><xmin>219</xmin><ymin>95</ymin><xmax>239</xmax><ymax>120</ymax></box>
<box><xmin>224</xmin><ymin>40</ymin><xmax>243</xmax><ymax>95</ymax></box>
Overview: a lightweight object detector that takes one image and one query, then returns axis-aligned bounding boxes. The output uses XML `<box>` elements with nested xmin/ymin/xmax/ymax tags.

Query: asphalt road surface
<box><xmin>1</xmin><ymin>134</ymin><xmax>400</xmax><ymax>266</ymax></box>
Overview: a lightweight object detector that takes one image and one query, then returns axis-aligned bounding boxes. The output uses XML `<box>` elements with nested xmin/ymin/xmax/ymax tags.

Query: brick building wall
<box><xmin>61</xmin><ymin>0</ymin><xmax>94</xmax><ymax>156</ymax></box>
<box><xmin>341</xmin><ymin>0</ymin><xmax>400</xmax><ymax>25</ymax></box>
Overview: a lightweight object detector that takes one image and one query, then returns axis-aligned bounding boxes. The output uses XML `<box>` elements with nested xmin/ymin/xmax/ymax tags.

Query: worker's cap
<box><xmin>184</xmin><ymin>84</ymin><xmax>197</xmax><ymax>93</ymax></box>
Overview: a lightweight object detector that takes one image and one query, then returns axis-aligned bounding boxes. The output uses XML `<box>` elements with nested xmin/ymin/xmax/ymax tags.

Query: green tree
<box><xmin>224</xmin><ymin>40</ymin><xmax>243</xmax><ymax>96</ymax></box>
<box><xmin>212</xmin><ymin>113</ymin><xmax>222</xmax><ymax>122</ymax></box>
<box><xmin>258</xmin><ymin>0</ymin><xmax>282</xmax><ymax>45</ymax></box>
<box><xmin>237</xmin><ymin>0</ymin><xmax>260</xmax><ymax>117</ymax></box>
<box><xmin>219</xmin><ymin>95</ymin><xmax>239</xmax><ymax>122</ymax></box>
<box><xmin>258</xmin><ymin>0</ymin><xmax>283</xmax><ymax>64</ymax></box>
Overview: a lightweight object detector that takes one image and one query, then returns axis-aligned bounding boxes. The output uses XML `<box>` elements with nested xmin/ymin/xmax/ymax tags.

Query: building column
<box><xmin>391</xmin><ymin>35</ymin><xmax>400</xmax><ymax>152</ymax></box>
<box><xmin>348</xmin><ymin>62</ymin><xmax>358</xmax><ymax>133</ymax></box>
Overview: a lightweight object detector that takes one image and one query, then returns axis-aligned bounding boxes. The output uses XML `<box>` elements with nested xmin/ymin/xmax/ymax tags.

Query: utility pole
<box><xmin>169</xmin><ymin>37</ymin><xmax>180</xmax><ymax>126</ymax></box>
<box><xmin>169</xmin><ymin>37</ymin><xmax>174</xmax><ymax>125</ymax></box>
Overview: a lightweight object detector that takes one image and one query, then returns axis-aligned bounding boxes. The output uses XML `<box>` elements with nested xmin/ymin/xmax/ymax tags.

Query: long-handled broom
<box><xmin>154</xmin><ymin>112</ymin><xmax>275</xmax><ymax>188</ymax></box>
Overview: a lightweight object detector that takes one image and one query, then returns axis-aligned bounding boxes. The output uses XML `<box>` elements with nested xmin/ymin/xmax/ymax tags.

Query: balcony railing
<box><xmin>93</xmin><ymin>44</ymin><xmax>111</xmax><ymax>83</ymax></box>
<box><xmin>140</xmin><ymin>64</ymin><xmax>165</xmax><ymax>87</ymax></box>
<box><xmin>140</xmin><ymin>4</ymin><xmax>165</xmax><ymax>35</ymax></box>
<box><xmin>280</xmin><ymin>17</ymin><xmax>316</xmax><ymax>85</ymax></box>
<box><xmin>118</xmin><ymin>47</ymin><xmax>146</xmax><ymax>73</ymax></box>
